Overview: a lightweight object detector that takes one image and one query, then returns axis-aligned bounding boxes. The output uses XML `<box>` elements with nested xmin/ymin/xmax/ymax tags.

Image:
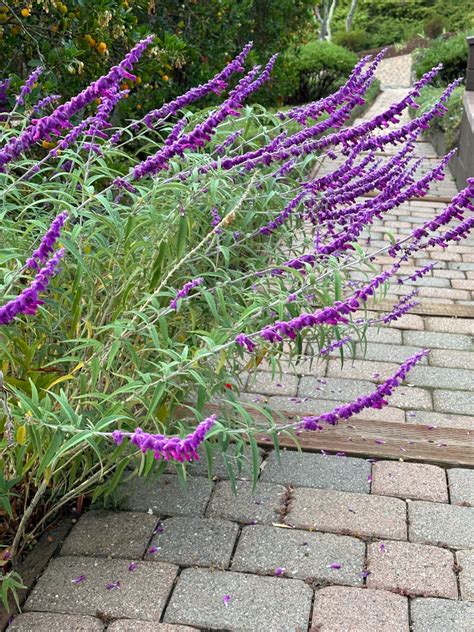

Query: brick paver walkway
<box><xmin>8</xmin><ymin>57</ymin><xmax>474</xmax><ymax>631</ymax></box>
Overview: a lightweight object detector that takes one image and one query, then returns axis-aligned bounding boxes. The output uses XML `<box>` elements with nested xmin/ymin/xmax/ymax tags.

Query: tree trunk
<box><xmin>345</xmin><ymin>0</ymin><xmax>358</xmax><ymax>32</ymax></box>
<box><xmin>314</xmin><ymin>1</ymin><xmax>338</xmax><ymax>41</ymax></box>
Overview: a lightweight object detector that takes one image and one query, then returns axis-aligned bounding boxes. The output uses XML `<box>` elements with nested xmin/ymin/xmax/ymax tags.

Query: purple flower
<box><xmin>128</xmin><ymin>562</ymin><xmax>138</xmax><ymax>572</ymax></box>
<box><xmin>143</xmin><ymin>42</ymin><xmax>253</xmax><ymax>128</ymax></box>
<box><xmin>112</xmin><ymin>414</ymin><xmax>217</xmax><ymax>463</ymax></box>
<box><xmin>148</xmin><ymin>546</ymin><xmax>160</xmax><ymax>555</ymax></box>
<box><xmin>297</xmin><ymin>351</ymin><xmax>428</xmax><ymax>431</ymax></box>
<box><xmin>223</xmin><ymin>594</ymin><xmax>232</xmax><ymax>606</ymax></box>
<box><xmin>169</xmin><ymin>277</ymin><xmax>204</xmax><ymax>310</ymax></box>
<box><xmin>0</xmin><ymin>249</ymin><xmax>65</xmax><ymax>326</ymax></box>
<box><xmin>15</xmin><ymin>67</ymin><xmax>44</xmax><ymax>107</ymax></box>
<box><xmin>327</xmin><ymin>563</ymin><xmax>343</xmax><ymax>570</ymax></box>
<box><xmin>235</xmin><ymin>333</ymin><xmax>257</xmax><ymax>353</ymax></box>
<box><xmin>71</xmin><ymin>575</ymin><xmax>86</xmax><ymax>584</ymax></box>
<box><xmin>274</xmin><ymin>567</ymin><xmax>286</xmax><ymax>576</ymax></box>
<box><xmin>380</xmin><ymin>543</ymin><xmax>386</xmax><ymax>553</ymax></box>
<box><xmin>32</xmin><ymin>94</ymin><xmax>61</xmax><ymax>114</ymax></box>
<box><xmin>0</xmin><ymin>37</ymin><xmax>153</xmax><ymax>170</ymax></box>
<box><xmin>26</xmin><ymin>211</ymin><xmax>68</xmax><ymax>270</ymax></box>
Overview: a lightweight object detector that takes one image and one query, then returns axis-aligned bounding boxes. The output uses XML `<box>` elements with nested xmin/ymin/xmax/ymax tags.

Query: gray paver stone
<box><xmin>163</xmin><ymin>567</ymin><xmax>313</xmax><ymax>631</ymax></box>
<box><xmin>24</xmin><ymin>557</ymin><xmax>178</xmax><ymax>621</ymax></box>
<box><xmin>60</xmin><ymin>510</ymin><xmax>157</xmax><ymax>559</ymax></box>
<box><xmin>433</xmin><ymin>390</ymin><xmax>474</xmax><ymax>416</ymax></box>
<box><xmin>355</xmin><ymin>343</ymin><xmax>429</xmax><ymax>364</ymax></box>
<box><xmin>298</xmin><ymin>376</ymin><xmax>375</xmax><ymax>402</ymax></box>
<box><xmin>425</xmin><ymin>317</ymin><xmax>474</xmax><ymax>335</ymax></box>
<box><xmin>407</xmin><ymin>366</ymin><xmax>474</xmax><ymax>390</ymax></box>
<box><xmin>448</xmin><ymin>468</ymin><xmax>474</xmax><ymax>506</ymax></box>
<box><xmin>245</xmin><ymin>371</ymin><xmax>298</xmax><ymax>396</ymax></box>
<box><xmin>311</xmin><ymin>586</ymin><xmax>409</xmax><ymax>632</ymax></box>
<box><xmin>7</xmin><ymin>613</ymin><xmax>104</xmax><ymax>632</ymax></box>
<box><xmin>186</xmin><ymin>444</ymin><xmax>263</xmax><ymax>480</ymax></box>
<box><xmin>409</xmin><ymin>501</ymin><xmax>474</xmax><ymax>549</ymax></box>
<box><xmin>371</xmin><ymin>461</ymin><xmax>448</xmax><ymax>503</ymax></box>
<box><xmin>429</xmin><ymin>349</ymin><xmax>474</xmax><ymax>370</ymax></box>
<box><xmin>403</xmin><ymin>331</ymin><xmax>473</xmax><ymax>351</ymax></box>
<box><xmin>367</xmin><ymin>541</ymin><xmax>457</xmax><ymax>599</ymax></box>
<box><xmin>108</xmin><ymin>623</ymin><xmax>197</xmax><ymax>631</ymax></box>
<box><xmin>148</xmin><ymin>517</ymin><xmax>239</xmax><ymax>568</ymax></box>
<box><xmin>231</xmin><ymin>524</ymin><xmax>365</xmax><ymax>586</ymax></box>
<box><xmin>118</xmin><ymin>473</ymin><xmax>212</xmax><ymax>517</ymax></box>
<box><xmin>287</xmin><ymin>487</ymin><xmax>407</xmax><ymax>540</ymax></box>
<box><xmin>410</xmin><ymin>597</ymin><xmax>474</xmax><ymax>632</ymax></box>
<box><xmin>260</xmin><ymin>450</ymin><xmax>371</xmax><ymax>493</ymax></box>
<box><xmin>206</xmin><ymin>480</ymin><xmax>287</xmax><ymax>524</ymax></box>
<box><xmin>457</xmin><ymin>550</ymin><xmax>474</xmax><ymax>601</ymax></box>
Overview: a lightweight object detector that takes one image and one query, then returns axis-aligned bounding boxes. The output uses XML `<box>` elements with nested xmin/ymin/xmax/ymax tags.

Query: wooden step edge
<box><xmin>182</xmin><ymin>402</ymin><xmax>474</xmax><ymax>467</ymax></box>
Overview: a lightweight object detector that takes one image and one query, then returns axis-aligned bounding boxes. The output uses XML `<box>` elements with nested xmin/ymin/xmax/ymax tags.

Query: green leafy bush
<box><xmin>410</xmin><ymin>84</ymin><xmax>465</xmax><ymax>150</ymax></box>
<box><xmin>333</xmin><ymin>29</ymin><xmax>372</xmax><ymax>53</ymax></box>
<box><xmin>0</xmin><ymin>0</ymin><xmax>314</xmax><ymax>114</ymax></box>
<box><xmin>288</xmin><ymin>41</ymin><xmax>358</xmax><ymax>104</ymax></box>
<box><xmin>423</xmin><ymin>14</ymin><xmax>446</xmax><ymax>40</ymax></box>
<box><xmin>413</xmin><ymin>32</ymin><xmax>469</xmax><ymax>85</ymax></box>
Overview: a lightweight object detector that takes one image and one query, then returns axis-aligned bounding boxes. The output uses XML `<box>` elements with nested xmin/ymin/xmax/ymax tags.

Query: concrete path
<box><xmin>8</xmin><ymin>57</ymin><xmax>474</xmax><ymax>631</ymax></box>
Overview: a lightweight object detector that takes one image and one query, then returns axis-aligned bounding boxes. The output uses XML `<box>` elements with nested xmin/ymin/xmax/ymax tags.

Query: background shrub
<box><xmin>423</xmin><ymin>14</ymin><xmax>446</xmax><ymax>40</ymax></box>
<box><xmin>413</xmin><ymin>32</ymin><xmax>469</xmax><ymax>85</ymax></box>
<box><xmin>333</xmin><ymin>29</ymin><xmax>372</xmax><ymax>53</ymax></box>
<box><xmin>410</xmin><ymin>84</ymin><xmax>464</xmax><ymax>151</ymax></box>
<box><xmin>0</xmin><ymin>0</ymin><xmax>314</xmax><ymax>114</ymax></box>
<box><xmin>288</xmin><ymin>41</ymin><xmax>358</xmax><ymax>104</ymax></box>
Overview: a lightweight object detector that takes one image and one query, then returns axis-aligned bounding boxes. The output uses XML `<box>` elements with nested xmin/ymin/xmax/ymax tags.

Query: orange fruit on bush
<box><xmin>21</xmin><ymin>8</ymin><xmax>30</xmax><ymax>18</ymax></box>
<box><xmin>97</xmin><ymin>42</ymin><xmax>107</xmax><ymax>54</ymax></box>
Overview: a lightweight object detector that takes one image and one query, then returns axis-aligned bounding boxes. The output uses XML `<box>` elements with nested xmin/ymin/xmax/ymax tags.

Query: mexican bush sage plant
<box><xmin>1</xmin><ymin>37</ymin><xmax>473</xmax><ymax>569</ymax></box>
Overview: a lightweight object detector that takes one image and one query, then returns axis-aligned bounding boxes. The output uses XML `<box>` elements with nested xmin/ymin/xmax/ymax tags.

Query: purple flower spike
<box><xmin>26</xmin><ymin>211</ymin><xmax>68</xmax><ymax>270</ymax></box>
<box><xmin>170</xmin><ymin>278</ymin><xmax>204</xmax><ymax>310</ymax></box>
<box><xmin>15</xmin><ymin>66</ymin><xmax>44</xmax><ymax>106</ymax></box>
<box><xmin>71</xmin><ymin>574</ymin><xmax>86</xmax><ymax>584</ymax></box>
<box><xmin>113</xmin><ymin>414</ymin><xmax>217</xmax><ymax>463</ymax></box>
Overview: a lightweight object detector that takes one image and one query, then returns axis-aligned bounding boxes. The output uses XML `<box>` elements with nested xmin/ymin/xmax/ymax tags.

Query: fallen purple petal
<box><xmin>223</xmin><ymin>594</ymin><xmax>232</xmax><ymax>606</ymax></box>
<box><xmin>71</xmin><ymin>575</ymin><xmax>86</xmax><ymax>584</ymax></box>
<box><xmin>105</xmin><ymin>580</ymin><xmax>121</xmax><ymax>590</ymax></box>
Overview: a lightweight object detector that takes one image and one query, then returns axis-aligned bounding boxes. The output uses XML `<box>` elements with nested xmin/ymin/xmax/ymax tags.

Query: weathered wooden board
<box><xmin>188</xmin><ymin>403</ymin><xmax>474</xmax><ymax>467</ymax></box>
